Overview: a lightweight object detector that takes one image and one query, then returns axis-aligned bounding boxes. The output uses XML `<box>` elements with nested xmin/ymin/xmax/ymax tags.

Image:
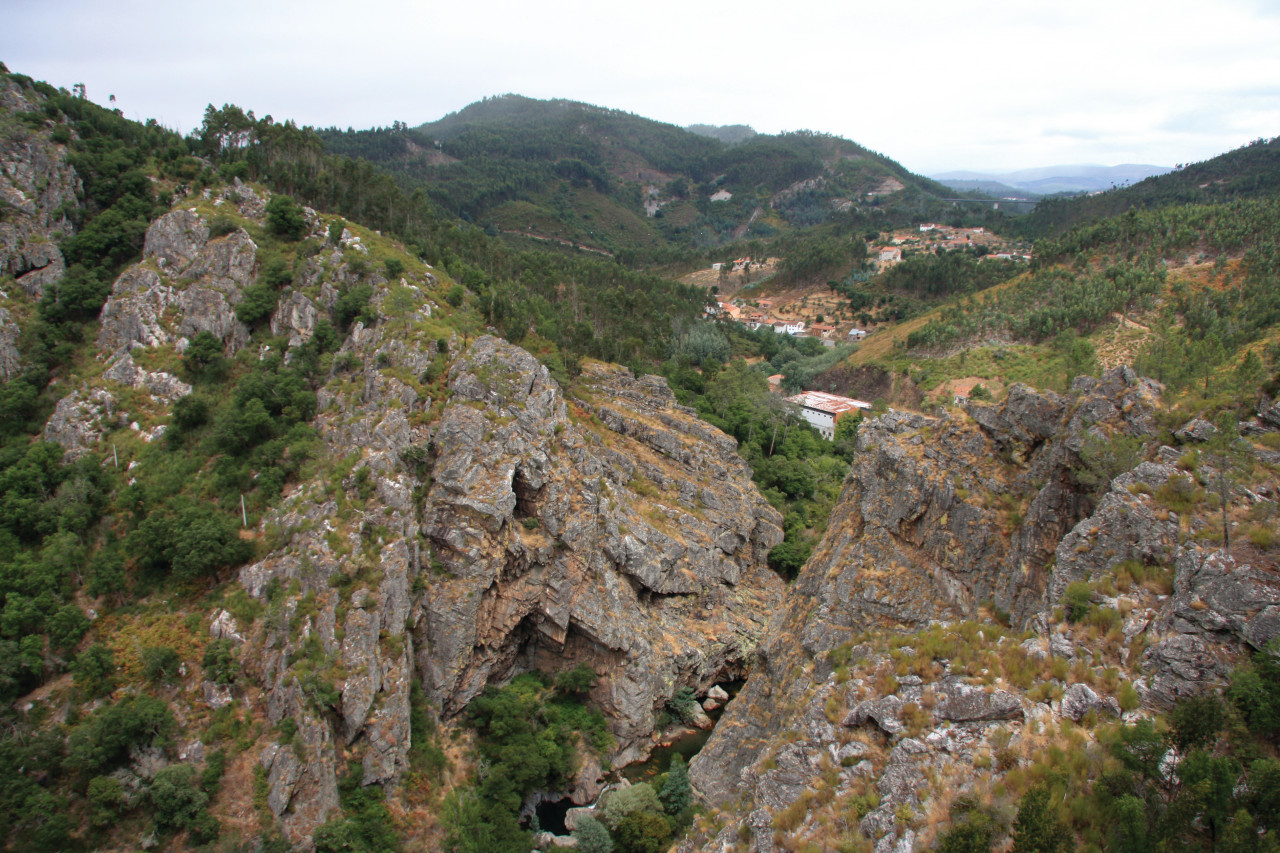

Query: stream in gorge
<box><xmin>534</xmin><ymin>680</ymin><xmax>744</xmax><ymax>834</ymax></box>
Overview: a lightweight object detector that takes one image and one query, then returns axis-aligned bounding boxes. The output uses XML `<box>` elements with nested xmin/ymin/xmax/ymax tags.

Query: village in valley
<box><xmin>696</xmin><ymin>222</ymin><xmax>1030</xmax><ymax>347</ymax></box>
<box><xmin>689</xmin><ymin>222</ymin><xmax>1032</xmax><ymax>439</ymax></box>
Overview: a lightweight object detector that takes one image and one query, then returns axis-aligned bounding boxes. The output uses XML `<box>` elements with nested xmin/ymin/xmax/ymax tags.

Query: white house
<box><xmin>847</xmin><ymin>328</ymin><xmax>867</xmax><ymax>341</ymax></box>
<box><xmin>785</xmin><ymin>391</ymin><xmax>872</xmax><ymax>440</ymax></box>
<box><xmin>710</xmin><ymin>190</ymin><xmax>733</xmax><ymax>202</ymax></box>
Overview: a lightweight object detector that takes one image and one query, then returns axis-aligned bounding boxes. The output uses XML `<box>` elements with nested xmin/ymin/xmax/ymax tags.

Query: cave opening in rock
<box><xmin>512</xmin><ymin>465</ymin><xmax>543</xmax><ymax>519</ymax></box>
<box><xmin>533</xmin><ymin>797</ymin><xmax>573</xmax><ymax>835</ymax></box>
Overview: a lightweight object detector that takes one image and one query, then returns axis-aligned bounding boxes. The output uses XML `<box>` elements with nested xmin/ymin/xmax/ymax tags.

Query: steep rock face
<box><xmin>688</xmin><ymin>369</ymin><xmax>1165</xmax><ymax>819</ymax></box>
<box><xmin>97</xmin><ymin>210</ymin><xmax>255</xmax><ymax>356</ymax></box>
<box><xmin>417</xmin><ymin>337</ymin><xmax>785</xmax><ymax>747</ymax></box>
<box><xmin>0</xmin><ymin>77</ymin><xmax>79</xmax><ymax>297</ymax></box>
<box><xmin>0</xmin><ymin>306</ymin><xmax>22</xmax><ymax>381</ymax></box>
<box><xmin>685</xmin><ymin>368</ymin><xmax>1280</xmax><ymax>852</ymax></box>
<box><xmin>231</xmin><ymin>328</ymin><xmax>782</xmax><ymax>844</ymax></box>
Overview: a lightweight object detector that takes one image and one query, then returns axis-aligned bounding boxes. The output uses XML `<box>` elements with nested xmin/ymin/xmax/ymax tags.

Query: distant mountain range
<box><xmin>931</xmin><ymin>164</ymin><xmax>1172</xmax><ymax>197</ymax></box>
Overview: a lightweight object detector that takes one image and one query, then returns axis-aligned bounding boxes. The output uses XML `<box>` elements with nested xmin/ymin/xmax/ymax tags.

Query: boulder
<box><xmin>844</xmin><ymin>695</ymin><xmax>905</xmax><ymax>736</ymax></box>
<box><xmin>1060</xmin><ymin>682</ymin><xmax>1120</xmax><ymax>722</ymax></box>
<box><xmin>1175</xmin><ymin>418</ymin><xmax>1218</xmax><ymax>443</ymax></box>
<box><xmin>933</xmin><ymin>677</ymin><xmax>1023</xmax><ymax>722</ymax></box>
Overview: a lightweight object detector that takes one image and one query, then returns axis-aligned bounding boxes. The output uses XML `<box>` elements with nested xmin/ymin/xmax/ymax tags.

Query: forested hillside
<box><xmin>1021</xmin><ymin>136</ymin><xmax>1280</xmax><ymax>237</ymax></box>
<box><xmin>317</xmin><ymin>94</ymin><xmax>995</xmax><ymax>262</ymax></box>
<box><xmin>6</xmin><ymin>60</ymin><xmax>1280</xmax><ymax>853</ymax></box>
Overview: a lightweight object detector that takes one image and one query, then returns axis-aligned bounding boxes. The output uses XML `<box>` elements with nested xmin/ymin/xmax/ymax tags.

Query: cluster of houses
<box><xmin>874</xmin><ymin>224</ymin><xmax>1030</xmax><ymax>265</ymax></box>
<box><xmin>705</xmin><ymin>298</ymin><xmax>868</xmax><ymax>345</ymax></box>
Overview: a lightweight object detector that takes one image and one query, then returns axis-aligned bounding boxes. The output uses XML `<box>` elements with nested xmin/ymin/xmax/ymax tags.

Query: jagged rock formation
<box><xmin>0</xmin><ymin>306</ymin><xmax>21</xmax><ymax>380</ymax></box>
<box><xmin>229</xmin><ymin>329</ymin><xmax>782</xmax><ymax>843</ymax></box>
<box><xmin>0</xmin><ymin>77</ymin><xmax>78</xmax><ymax>298</ymax></box>
<box><xmin>418</xmin><ymin>338</ymin><xmax>784</xmax><ymax>749</ymax></box>
<box><xmin>98</xmin><ymin>209</ymin><xmax>255</xmax><ymax>356</ymax></box>
<box><xmin>683</xmin><ymin>367</ymin><xmax>1280</xmax><ymax>851</ymax></box>
<box><xmin>43</xmin><ymin>205</ymin><xmax>261</xmax><ymax>459</ymax></box>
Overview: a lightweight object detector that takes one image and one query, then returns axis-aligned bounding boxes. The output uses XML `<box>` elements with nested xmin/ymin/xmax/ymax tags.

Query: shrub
<box><xmin>265</xmin><ymin>194</ymin><xmax>306</xmax><ymax>241</ymax></box>
<box><xmin>613</xmin><ymin>809</ymin><xmax>671</xmax><ymax>853</ymax></box>
<box><xmin>1063</xmin><ymin>581</ymin><xmax>1093</xmax><ymax>624</ymax></box>
<box><xmin>602</xmin><ymin>783</ymin><xmax>663</xmax><ymax>830</ymax></box>
<box><xmin>658</xmin><ymin>753</ymin><xmax>691</xmax><ymax>815</ymax></box>
<box><xmin>183</xmin><ymin>330</ymin><xmax>228</xmax><ymax>381</ymax></box>
<box><xmin>335</xmin><ymin>283</ymin><xmax>375</xmax><ymax>331</ymax></box>
<box><xmin>235</xmin><ymin>283</ymin><xmax>278</xmax><ymax>326</ymax></box>
<box><xmin>208</xmin><ymin>215</ymin><xmax>238</xmax><ymax>239</ymax></box>
<box><xmin>73</xmin><ymin>643</ymin><xmax>116</xmax><ymax>697</ymax></box>
<box><xmin>87</xmin><ymin>775</ymin><xmax>128</xmax><ymax>827</ymax></box>
<box><xmin>554</xmin><ymin>663</ymin><xmax>597</xmax><ymax>695</ymax></box>
<box><xmin>149</xmin><ymin>763</ymin><xmax>212</xmax><ymax>836</ymax></box>
<box><xmin>129</xmin><ymin>500</ymin><xmax>252</xmax><ymax>581</ymax></box>
<box><xmin>202</xmin><ymin>638</ymin><xmax>239</xmax><ymax>685</ymax></box>
<box><xmin>1117</xmin><ymin>681</ymin><xmax>1141</xmax><ymax>712</ymax></box>
<box><xmin>67</xmin><ymin>695</ymin><xmax>175</xmax><ymax>774</ymax></box>
<box><xmin>572</xmin><ymin>814</ymin><xmax>614</xmax><ymax>853</ymax></box>
<box><xmin>141</xmin><ymin>645</ymin><xmax>182</xmax><ymax>684</ymax></box>
<box><xmin>667</xmin><ymin>686</ymin><xmax>698</xmax><ymax>725</ymax></box>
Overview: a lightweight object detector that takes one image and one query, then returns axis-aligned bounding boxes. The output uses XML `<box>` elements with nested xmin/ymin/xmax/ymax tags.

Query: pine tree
<box><xmin>659</xmin><ymin>754</ymin><xmax>691</xmax><ymax>815</ymax></box>
<box><xmin>1012</xmin><ymin>786</ymin><xmax>1070</xmax><ymax>853</ymax></box>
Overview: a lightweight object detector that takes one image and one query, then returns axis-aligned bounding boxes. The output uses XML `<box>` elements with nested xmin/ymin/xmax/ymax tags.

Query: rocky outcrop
<box><xmin>102</xmin><ymin>351</ymin><xmax>191</xmax><ymax>401</ymax></box>
<box><xmin>1046</xmin><ymin>461</ymin><xmax>1180</xmax><ymax>606</ymax></box>
<box><xmin>686</xmin><ymin>368</ymin><xmax>1181</xmax><ymax>848</ymax></box>
<box><xmin>230</xmin><ymin>328</ymin><xmax>782</xmax><ymax>844</ymax></box>
<box><xmin>97</xmin><ymin>212</ymin><xmax>255</xmax><ymax>355</ymax></box>
<box><xmin>0</xmin><ymin>77</ymin><xmax>79</xmax><ymax>297</ymax></box>
<box><xmin>270</xmin><ymin>290</ymin><xmax>319</xmax><ymax>348</ymax></box>
<box><xmin>43</xmin><ymin>388</ymin><xmax>120</xmax><ymax>460</ymax></box>
<box><xmin>0</xmin><ymin>306</ymin><xmax>21</xmax><ymax>381</ymax></box>
<box><xmin>417</xmin><ymin>337</ymin><xmax>785</xmax><ymax>746</ymax></box>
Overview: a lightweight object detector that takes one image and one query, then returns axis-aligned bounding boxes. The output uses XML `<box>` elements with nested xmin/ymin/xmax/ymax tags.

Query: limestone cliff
<box><xmin>417</xmin><ymin>338</ymin><xmax>784</xmax><ymax>749</ymax></box>
<box><xmin>233</xmin><ymin>331</ymin><xmax>784</xmax><ymax>843</ymax></box>
<box><xmin>685</xmin><ymin>368</ymin><xmax>1280</xmax><ymax>852</ymax></box>
<box><xmin>0</xmin><ymin>75</ymin><xmax>80</xmax><ymax>379</ymax></box>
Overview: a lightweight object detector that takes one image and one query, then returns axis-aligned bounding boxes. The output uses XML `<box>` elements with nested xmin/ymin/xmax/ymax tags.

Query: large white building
<box><xmin>785</xmin><ymin>391</ymin><xmax>872</xmax><ymax>440</ymax></box>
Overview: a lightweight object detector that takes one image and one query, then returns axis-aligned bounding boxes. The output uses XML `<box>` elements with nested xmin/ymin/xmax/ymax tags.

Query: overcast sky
<box><xmin>5</xmin><ymin>0</ymin><xmax>1279</xmax><ymax>174</ymax></box>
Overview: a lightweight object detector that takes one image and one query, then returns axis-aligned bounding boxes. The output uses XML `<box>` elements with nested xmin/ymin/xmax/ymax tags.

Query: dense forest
<box><xmin>315</xmin><ymin>95</ymin><xmax>998</xmax><ymax>261</ymax></box>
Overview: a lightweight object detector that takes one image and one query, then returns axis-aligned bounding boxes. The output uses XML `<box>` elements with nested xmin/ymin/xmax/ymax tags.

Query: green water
<box><xmin>619</xmin><ymin>680</ymin><xmax>744</xmax><ymax>782</ymax></box>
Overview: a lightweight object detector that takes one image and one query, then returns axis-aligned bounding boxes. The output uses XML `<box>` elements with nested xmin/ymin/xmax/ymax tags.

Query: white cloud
<box><xmin>3</xmin><ymin>0</ymin><xmax>1277</xmax><ymax>173</ymax></box>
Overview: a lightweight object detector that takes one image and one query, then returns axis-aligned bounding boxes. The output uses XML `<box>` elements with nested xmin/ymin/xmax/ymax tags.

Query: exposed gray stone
<box><xmin>143</xmin><ymin>209</ymin><xmax>209</xmax><ymax>272</ymax></box>
<box><xmin>1175</xmin><ymin>418</ymin><xmax>1218</xmax><ymax>443</ymax></box>
<box><xmin>43</xmin><ymin>388</ymin><xmax>119</xmax><ymax>460</ymax></box>
<box><xmin>1061</xmin><ymin>682</ymin><xmax>1120</xmax><ymax>721</ymax></box>
<box><xmin>844</xmin><ymin>695</ymin><xmax>905</xmax><ymax>735</ymax></box>
<box><xmin>0</xmin><ymin>307</ymin><xmax>22</xmax><ymax>381</ymax></box>
<box><xmin>102</xmin><ymin>351</ymin><xmax>191</xmax><ymax>401</ymax></box>
<box><xmin>933</xmin><ymin>677</ymin><xmax>1023</xmax><ymax>722</ymax></box>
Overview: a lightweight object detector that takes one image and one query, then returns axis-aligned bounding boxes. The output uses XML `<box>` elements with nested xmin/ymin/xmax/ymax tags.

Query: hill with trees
<box><xmin>1020</xmin><ymin>136</ymin><xmax>1280</xmax><ymax>236</ymax></box>
<box><xmin>317</xmin><ymin>95</ymin><xmax>998</xmax><ymax>264</ymax></box>
<box><xmin>6</xmin><ymin>62</ymin><xmax>1280</xmax><ymax>853</ymax></box>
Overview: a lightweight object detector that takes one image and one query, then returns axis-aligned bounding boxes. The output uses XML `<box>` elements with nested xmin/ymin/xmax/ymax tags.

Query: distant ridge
<box><xmin>932</xmin><ymin>164</ymin><xmax>1171</xmax><ymax>195</ymax></box>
